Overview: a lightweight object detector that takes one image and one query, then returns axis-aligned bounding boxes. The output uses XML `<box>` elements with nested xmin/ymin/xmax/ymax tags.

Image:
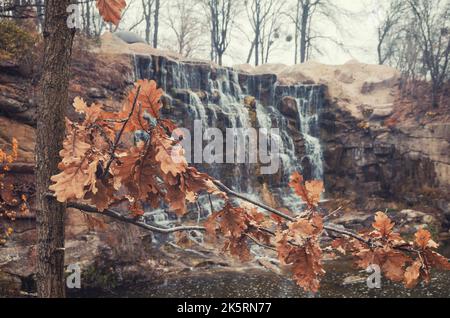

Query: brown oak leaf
<box><xmin>96</xmin><ymin>0</ymin><xmax>126</xmax><ymax>25</ymax></box>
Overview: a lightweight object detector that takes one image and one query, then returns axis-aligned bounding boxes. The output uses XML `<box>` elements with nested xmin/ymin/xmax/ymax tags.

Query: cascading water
<box><xmin>295</xmin><ymin>87</ymin><xmax>324</xmax><ymax>180</ymax></box>
<box><xmin>132</xmin><ymin>53</ymin><xmax>326</xmax><ymax>220</ymax></box>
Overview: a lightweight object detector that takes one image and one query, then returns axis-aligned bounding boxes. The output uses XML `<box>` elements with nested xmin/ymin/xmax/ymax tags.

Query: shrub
<box><xmin>0</xmin><ymin>20</ymin><xmax>35</xmax><ymax>63</ymax></box>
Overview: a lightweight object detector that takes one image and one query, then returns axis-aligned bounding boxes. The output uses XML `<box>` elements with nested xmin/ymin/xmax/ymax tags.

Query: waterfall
<box><xmin>132</xmin><ymin>54</ymin><xmax>325</xmax><ymax>216</ymax></box>
<box><xmin>295</xmin><ymin>87</ymin><xmax>324</xmax><ymax>180</ymax></box>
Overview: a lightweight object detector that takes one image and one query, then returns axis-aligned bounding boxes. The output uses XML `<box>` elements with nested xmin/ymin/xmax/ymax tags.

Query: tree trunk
<box><xmin>153</xmin><ymin>0</ymin><xmax>160</xmax><ymax>48</ymax></box>
<box><xmin>431</xmin><ymin>82</ymin><xmax>439</xmax><ymax>108</ymax></box>
<box><xmin>36</xmin><ymin>0</ymin><xmax>75</xmax><ymax>298</ymax></box>
<box><xmin>86</xmin><ymin>0</ymin><xmax>91</xmax><ymax>37</ymax></box>
<box><xmin>299</xmin><ymin>4</ymin><xmax>309</xmax><ymax>63</ymax></box>
<box><xmin>254</xmin><ymin>30</ymin><xmax>260</xmax><ymax>66</ymax></box>
<box><xmin>145</xmin><ymin>15</ymin><xmax>151</xmax><ymax>44</ymax></box>
<box><xmin>246</xmin><ymin>41</ymin><xmax>255</xmax><ymax>64</ymax></box>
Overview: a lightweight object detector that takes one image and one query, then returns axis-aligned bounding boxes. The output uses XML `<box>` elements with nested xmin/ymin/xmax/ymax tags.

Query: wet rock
<box><xmin>399</xmin><ymin>209</ymin><xmax>437</xmax><ymax>225</ymax></box>
<box><xmin>244</xmin><ymin>96</ymin><xmax>256</xmax><ymax>109</ymax></box>
<box><xmin>87</xmin><ymin>87</ymin><xmax>107</xmax><ymax>99</ymax></box>
<box><xmin>279</xmin><ymin>96</ymin><xmax>298</xmax><ymax>118</ymax></box>
<box><xmin>342</xmin><ymin>275</ymin><xmax>366</xmax><ymax>286</ymax></box>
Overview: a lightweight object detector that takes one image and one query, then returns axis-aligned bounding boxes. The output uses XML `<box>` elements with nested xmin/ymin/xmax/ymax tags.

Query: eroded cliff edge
<box><xmin>1</xmin><ymin>33</ymin><xmax>449</xmax><ymax>295</ymax></box>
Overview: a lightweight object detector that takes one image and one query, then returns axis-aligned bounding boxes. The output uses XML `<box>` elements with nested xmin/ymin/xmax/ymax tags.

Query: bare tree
<box><xmin>375</xmin><ymin>0</ymin><xmax>407</xmax><ymax>65</ymax></box>
<box><xmin>376</xmin><ymin>0</ymin><xmax>450</xmax><ymax>107</ymax></box>
<box><xmin>166</xmin><ymin>0</ymin><xmax>205</xmax><ymax>57</ymax></box>
<box><xmin>201</xmin><ymin>0</ymin><xmax>239</xmax><ymax>65</ymax></box>
<box><xmin>141</xmin><ymin>0</ymin><xmax>162</xmax><ymax>46</ymax></box>
<box><xmin>259</xmin><ymin>0</ymin><xmax>285</xmax><ymax>64</ymax></box>
<box><xmin>408</xmin><ymin>0</ymin><xmax>450</xmax><ymax>107</ymax></box>
<box><xmin>153</xmin><ymin>0</ymin><xmax>160</xmax><ymax>47</ymax></box>
<box><xmin>245</xmin><ymin>0</ymin><xmax>276</xmax><ymax>66</ymax></box>
<box><xmin>284</xmin><ymin>0</ymin><xmax>351</xmax><ymax>64</ymax></box>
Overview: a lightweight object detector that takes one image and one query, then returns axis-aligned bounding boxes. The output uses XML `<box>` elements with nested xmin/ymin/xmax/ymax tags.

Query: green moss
<box><xmin>0</xmin><ymin>20</ymin><xmax>35</xmax><ymax>62</ymax></box>
<box><xmin>81</xmin><ymin>263</ymin><xmax>120</xmax><ymax>291</ymax></box>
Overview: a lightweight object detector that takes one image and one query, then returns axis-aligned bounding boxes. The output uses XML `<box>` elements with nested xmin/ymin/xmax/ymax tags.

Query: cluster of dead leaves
<box><xmin>50</xmin><ymin>80</ymin><xmax>222</xmax><ymax>217</ymax></box>
<box><xmin>0</xmin><ymin>139</ymin><xmax>20</xmax><ymax>245</ymax></box>
<box><xmin>48</xmin><ymin>76</ymin><xmax>450</xmax><ymax>294</ymax></box>
<box><xmin>205</xmin><ymin>203</ymin><xmax>271</xmax><ymax>262</ymax></box>
<box><xmin>276</xmin><ymin>213</ymin><xmax>325</xmax><ymax>293</ymax></box>
<box><xmin>204</xmin><ymin>172</ymin><xmax>328</xmax><ymax>293</ymax></box>
<box><xmin>332</xmin><ymin>212</ymin><xmax>450</xmax><ymax>288</ymax></box>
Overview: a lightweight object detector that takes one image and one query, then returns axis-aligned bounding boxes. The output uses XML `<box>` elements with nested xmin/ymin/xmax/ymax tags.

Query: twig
<box><xmin>66</xmin><ymin>201</ymin><xmax>204</xmax><ymax>234</ymax></box>
<box><xmin>323</xmin><ymin>206</ymin><xmax>343</xmax><ymax>221</ymax></box>
<box><xmin>244</xmin><ymin>233</ymin><xmax>277</xmax><ymax>252</ymax></box>
<box><xmin>102</xmin><ymin>86</ymin><xmax>141</xmax><ymax>178</ymax></box>
<box><xmin>213</xmin><ymin>180</ymin><xmax>296</xmax><ymax>222</ymax></box>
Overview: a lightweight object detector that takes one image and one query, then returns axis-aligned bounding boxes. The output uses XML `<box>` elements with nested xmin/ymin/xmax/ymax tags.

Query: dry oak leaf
<box><xmin>381</xmin><ymin>250</ymin><xmax>411</xmax><ymax>282</ymax></box>
<box><xmin>165</xmin><ymin>183</ymin><xmax>188</xmax><ymax>216</ymax></box>
<box><xmin>414</xmin><ymin>228</ymin><xmax>439</xmax><ymax>250</ymax></box>
<box><xmin>73</xmin><ymin>97</ymin><xmax>104</xmax><ymax>124</ymax></box>
<box><xmin>114</xmin><ymin>81</ymin><xmax>163</xmax><ymax>132</ymax></box>
<box><xmin>277</xmin><ymin>237</ymin><xmax>325</xmax><ymax>293</ymax></box>
<box><xmin>85</xmin><ymin>179</ymin><xmax>115</xmax><ymax>212</ymax></box>
<box><xmin>96</xmin><ymin>0</ymin><xmax>126</xmax><ymax>26</ymax></box>
<box><xmin>372</xmin><ymin>211</ymin><xmax>395</xmax><ymax>238</ymax></box>
<box><xmin>50</xmin><ymin>159</ymin><xmax>99</xmax><ymax>202</ymax></box>
<box><xmin>289</xmin><ymin>172</ymin><xmax>324</xmax><ymax>208</ymax></box>
<box><xmin>425</xmin><ymin>251</ymin><xmax>450</xmax><ymax>270</ymax></box>
<box><xmin>131</xmin><ymin>80</ymin><xmax>164</xmax><ymax>119</ymax></box>
<box><xmin>224</xmin><ymin>236</ymin><xmax>251</xmax><ymax>262</ymax></box>
<box><xmin>219</xmin><ymin>204</ymin><xmax>248</xmax><ymax>238</ymax></box>
<box><xmin>305</xmin><ymin>180</ymin><xmax>324</xmax><ymax>207</ymax></box>
<box><xmin>113</xmin><ymin>144</ymin><xmax>160</xmax><ymax>202</ymax></box>
<box><xmin>205</xmin><ymin>204</ymin><xmax>248</xmax><ymax>239</ymax></box>
<box><xmin>404</xmin><ymin>260</ymin><xmax>422</xmax><ymax>288</ymax></box>
<box><xmin>59</xmin><ymin>119</ymin><xmax>91</xmax><ymax>166</ymax></box>
<box><xmin>153</xmin><ymin>129</ymin><xmax>187</xmax><ymax>178</ymax></box>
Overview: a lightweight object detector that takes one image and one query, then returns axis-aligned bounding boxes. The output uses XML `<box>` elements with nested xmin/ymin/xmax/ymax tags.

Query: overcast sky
<box><xmin>118</xmin><ymin>0</ymin><xmax>389</xmax><ymax>66</ymax></box>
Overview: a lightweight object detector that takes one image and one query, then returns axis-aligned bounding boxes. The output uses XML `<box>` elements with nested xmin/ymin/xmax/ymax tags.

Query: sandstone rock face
<box><xmin>237</xmin><ymin>60</ymin><xmax>401</xmax><ymax>121</ymax></box>
<box><xmin>321</xmin><ymin>103</ymin><xmax>449</xmax><ymax>208</ymax></box>
<box><xmin>0</xmin><ymin>116</ymin><xmax>35</xmax><ymax>163</ymax></box>
<box><xmin>1</xmin><ymin>35</ymin><xmax>448</xmax><ymax>295</ymax></box>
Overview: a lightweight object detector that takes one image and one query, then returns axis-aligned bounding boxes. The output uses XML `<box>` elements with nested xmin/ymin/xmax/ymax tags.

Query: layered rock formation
<box><xmin>1</xmin><ymin>32</ymin><xmax>449</xmax><ymax>295</ymax></box>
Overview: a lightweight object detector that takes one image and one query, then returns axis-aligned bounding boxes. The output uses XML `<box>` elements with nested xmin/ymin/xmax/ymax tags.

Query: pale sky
<box><xmin>118</xmin><ymin>0</ymin><xmax>389</xmax><ymax>66</ymax></box>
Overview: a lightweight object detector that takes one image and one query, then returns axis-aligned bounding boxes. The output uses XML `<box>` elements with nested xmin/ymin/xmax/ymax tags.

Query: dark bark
<box><xmin>36</xmin><ymin>0</ymin><xmax>75</xmax><ymax>298</ymax></box>
<box><xmin>208</xmin><ymin>0</ymin><xmax>233</xmax><ymax>66</ymax></box>
<box><xmin>142</xmin><ymin>0</ymin><xmax>152</xmax><ymax>44</ymax></box>
<box><xmin>153</xmin><ymin>0</ymin><xmax>160</xmax><ymax>48</ymax></box>
<box><xmin>299</xmin><ymin>3</ymin><xmax>309</xmax><ymax>63</ymax></box>
<box><xmin>86</xmin><ymin>0</ymin><xmax>91</xmax><ymax>37</ymax></box>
